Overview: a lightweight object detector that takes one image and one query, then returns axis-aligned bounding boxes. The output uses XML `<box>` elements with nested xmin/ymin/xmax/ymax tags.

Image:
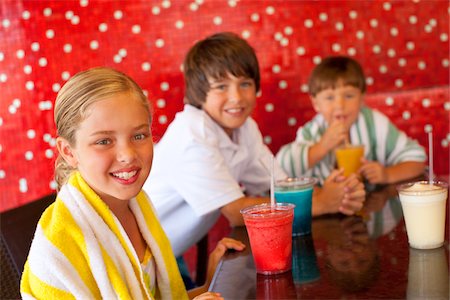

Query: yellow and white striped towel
<box><xmin>21</xmin><ymin>171</ymin><xmax>188</xmax><ymax>300</ymax></box>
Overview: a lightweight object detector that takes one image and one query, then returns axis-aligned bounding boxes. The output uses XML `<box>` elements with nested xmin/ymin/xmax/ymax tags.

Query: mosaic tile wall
<box><xmin>1</xmin><ymin>0</ymin><xmax>449</xmax><ymax>212</ymax></box>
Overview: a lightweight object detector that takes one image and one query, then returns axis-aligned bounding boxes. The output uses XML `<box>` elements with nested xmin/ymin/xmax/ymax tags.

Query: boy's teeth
<box><xmin>113</xmin><ymin>170</ymin><xmax>137</xmax><ymax>180</ymax></box>
<box><xmin>227</xmin><ymin>108</ymin><xmax>241</xmax><ymax>113</ymax></box>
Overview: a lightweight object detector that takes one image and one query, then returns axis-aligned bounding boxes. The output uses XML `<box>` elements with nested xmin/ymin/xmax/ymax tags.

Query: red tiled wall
<box><xmin>1</xmin><ymin>0</ymin><xmax>449</xmax><ymax>212</ymax></box>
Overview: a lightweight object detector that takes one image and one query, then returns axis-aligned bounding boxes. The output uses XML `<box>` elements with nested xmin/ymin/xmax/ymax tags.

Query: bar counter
<box><xmin>209</xmin><ymin>183</ymin><xmax>450</xmax><ymax>299</ymax></box>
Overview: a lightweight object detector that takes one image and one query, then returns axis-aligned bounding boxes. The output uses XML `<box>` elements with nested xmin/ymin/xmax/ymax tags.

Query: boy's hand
<box><xmin>193</xmin><ymin>292</ymin><xmax>224</xmax><ymax>300</ymax></box>
<box><xmin>206</xmin><ymin>238</ymin><xmax>245</xmax><ymax>286</ymax></box>
<box><xmin>320</xmin><ymin>119</ymin><xmax>348</xmax><ymax>152</ymax></box>
<box><xmin>337</xmin><ymin>174</ymin><xmax>366</xmax><ymax>215</ymax></box>
<box><xmin>359</xmin><ymin>158</ymin><xmax>387</xmax><ymax>184</ymax></box>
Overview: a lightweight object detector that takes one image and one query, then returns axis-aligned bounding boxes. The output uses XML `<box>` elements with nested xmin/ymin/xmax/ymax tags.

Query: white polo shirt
<box><xmin>144</xmin><ymin>104</ymin><xmax>286</xmax><ymax>256</ymax></box>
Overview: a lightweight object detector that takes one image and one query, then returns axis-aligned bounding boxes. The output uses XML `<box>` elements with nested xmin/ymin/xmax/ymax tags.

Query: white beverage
<box><xmin>398</xmin><ymin>181</ymin><xmax>448</xmax><ymax>249</ymax></box>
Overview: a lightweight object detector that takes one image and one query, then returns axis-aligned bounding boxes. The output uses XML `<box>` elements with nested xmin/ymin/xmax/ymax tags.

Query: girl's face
<box><xmin>311</xmin><ymin>81</ymin><xmax>363</xmax><ymax>132</ymax></box>
<box><xmin>203</xmin><ymin>73</ymin><xmax>256</xmax><ymax>138</ymax></box>
<box><xmin>57</xmin><ymin>92</ymin><xmax>153</xmax><ymax>205</ymax></box>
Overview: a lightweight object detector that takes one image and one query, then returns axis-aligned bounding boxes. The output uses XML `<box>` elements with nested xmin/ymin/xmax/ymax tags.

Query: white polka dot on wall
<box><xmin>398</xmin><ymin>58</ymin><xmax>407</xmax><ymax>67</ymax></box>
<box><xmin>0</xmin><ymin>73</ymin><xmax>7</xmax><ymax>83</ymax></box>
<box><xmin>300</xmin><ymin>84</ymin><xmax>308</xmax><ymax>93</ymax></box>
<box><xmin>52</xmin><ymin>83</ymin><xmax>61</xmax><ymax>92</ymax></box>
<box><xmin>390</xmin><ymin>27</ymin><xmax>398</xmax><ymax>36</ymax></box>
<box><xmin>175</xmin><ymin>20</ymin><xmax>184</xmax><ymax>29</ymax></box>
<box><xmin>155</xmin><ymin>39</ymin><xmax>164</xmax><ymax>48</ymax></box>
<box><xmin>158</xmin><ymin>115</ymin><xmax>167</xmax><ymax>124</ymax></box>
<box><xmin>24</xmin><ymin>65</ymin><xmax>32</xmax><ymax>74</ymax></box>
<box><xmin>49</xmin><ymin>180</ymin><xmax>58</xmax><ymax>190</ymax></box>
<box><xmin>387</xmin><ymin>48</ymin><xmax>396</xmax><ymax>58</ymax></box>
<box><xmin>19</xmin><ymin>178</ymin><xmax>28</xmax><ymax>193</ymax></box>
<box><xmin>409</xmin><ymin>15</ymin><xmax>418</xmax><ymax>24</ymax></box>
<box><xmin>263</xmin><ymin>136</ymin><xmax>272</xmax><ymax>145</ymax></box>
<box><xmin>424</xmin><ymin>24</ymin><xmax>433</xmax><ymax>33</ymax></box>
<box><xmin>26</xmin><ymin>81</ymin><xmax>35</xmax><ymax>91</ymax></box>
<box><xmin>90</xmin><ymin>40</ymin><xmax>99</xmax><ymax>50</ymax></box>
<box><xmin>372</xmin><ymin>45</ymin><xmax>381</xmax><ymax>54</ymax></box>
<box><xmin>403</xmin><ymin>110</ymin><xmax>411</xmax><ymax>120</ymax></box>
<box><xmin>304</xmin><ymin>19</ymin><xmax>313</xmax><ymax>28</ymax></box>
<box><xmin>347</xmin><ymin>47</ymin><xmax>356</xmax><ymax>56</ymax></box>
<box><xmin>13</xmin><ymin>98</ymin><xmax>21</xmax><ymax>108</ymax></box>
<box><xmin>440</xmin><ymin>33</ymin><xmax>448</xmax><ymax>42</ymax></box>
<box><xmin>39</xmin><ymin>57</ymin><xmax>48</xmax><ymax>67</ymax></box>
<box><xmin>319</xmin><ymin>12</ymin><xmax>328</xmax><ymax>21</ymax></box>
<box><xmin>272</xmin><ymin>65</ymin><xmax>281</xmax><ymax>73</ymax></box>
<box><xmin>80</xmin><ymin>0</ymin><xmax>88</xmax><ymax>7</ymax></box>
<box><xmin>406</xmin><ymin>41</ymin><xmax>415</xmax><ymax>50</ymax></box>
<box><xmin>265</xmin><ymin>6</ymin><xmax>275</xmax><ymax>15</ymax></box>
<box><xmin>16</xmin><ymin>49</ymin><xmax>25</xmax><ymax>59</ymax></box>
<box><xmin>156</xmin><ymin>99</ymin><xmax>166</xmax><ymax>108</ymax></box>
<box><xmin>228</xmin><ymin>0</ymin><xmax>237</xmax><ymax>7</ymax></box>
<box><xmin>152</xmin><ymin>6</ymin><xmax>161</xmax><ymax>15</ymax></box>
<box><xmin>160</xmin><ymin>82</ymin><xmax>169</xmax><ymax>91</ymax></box>
<box><xmin>31</xmin><ymin>42</ymin><xmax>40</xmax><ymax>52</ymax></box>
<box><xmin>49</xmin><ymin>138</ymin><xmax>56</xmax><ymax>147</ymax></box>
<box><xmin>366</xmin><ymin>77</ymin><xmax>374</xmax><ymax>86</ymax></box>
<box><xmin>349</xmin><ymin>10</ymin><xmax>358</xmax><ymax>19</ymax></box>
<box><xmin>190</xmin><ymin>3</ymin><xmax>199</xmax><ymax>11</ymax></box>
<box><xmin>265</xmin><ymin>103</ymin><xmax>274</xmax><ymax>112</ymax></box>
<box><xmin>441</xmin><ymin>139</ymin><xmax>448</xmax><ymax>148</ymax></box>
<box><xmin>356</xmin><ymin>31</ymin><xmax>364</xmax><ymax>40</ymax></box>
<box><xmin>22</xmin><ymin>10</ymin><xmax>30</xmax><ymax>20</ymax></box>
<box><xmin>296</xmin><ymin>47</ymin><xmax>306</xmax><ymax>56</ymax></box>
<box><xmin>442</xmin><ymin>59</ymin><xmax>449</xmax><ymax>67</ymax></box>
<box><xmin>0</xmin><ymin>52</ymin><xmax>4</xmax><ymax>61</ymax></box>
<box><xmin>162</xmin><ymin>0</ymin><xmax>171</xmax><ymax>9</ymax></box>
<box><xmin>395</xmin><ymin>78</ymin><xmax>403</xmax><ymax>88</ymax></box>
<box><xmin>279</xmin><ymin>80</ymin><xmax>287</xmax><ymax>89</ymax></box>
<box><xmin>113</xmin><ymin>54</ymin><xmax>122</xmax><ymax>63</ymax></box>
<box><xmin>43</xmin><ymin>7</ymin><xmax>52</xmax><ymax>17</ymax></box>
<box><xmin>284</xmin><ymin>26</ymin><xmax>293</xmax><ymax>35</ymax></box>
<box><xmin>335</xmin><ymin>22</ymin><xmax>344</xmax><ymax>31</ymax></box>
<box><xmin>424</xmin><ymin>124</ymin><xmax>433</xmax><ymax>132</ymax></box>
<box><xmin>25</xmin><ymin>151</ymin><xmax>33</xmax><ymax>160</ymax></box>
<box><xmin>385</xmin><ymin>96</ymin><xmax>394</xmax><ymax>106</ymax></box>
<box><xmin>27</xmin><ymin>129</ymin><xmax>36</xmax><ymax>139</ymax></box>
<box><xmin>45</xmin><ymin>149</ymin><xmax>54</xmax><ymax>158</ymax></box>
<box><xmin>242</xmin><ymin>30</ymin><xmax>250</xmax><ymax>39</ymax></box>
<box><xmin>142</xmin><ymin>62</ymin><xmax>151</xmax><ymax>71</ymax></box>
<box><xmin>132</xmin><ymin>25</ymin><xmax>141</xmax><ymax>34</ymax></box>
<box><xmin>332</xmin><ymin>43</ymin><xmax>341</xmax><ymax>52</ymax></box>
<box><xmin>418</xmin><ymin>61</ymin><xmax>426</xmax><ymax>70</ymax></box>
<box><xmin>62</xmin><ymin>71</ymin><xmax>70</xmax><ymax>80</ymax></box>
<box><xmin>213</xmin><ymin>16</ymin><xmax>223</xmax><ymax>25</ymax></box>
<box><xmin>71</xmin><ymin>15</ymin><xmax>80</xmax><ymax>25</ymax></box>
<box><xmin>288</xmin><ymin>117</ymin><xmax>297</xmax><ymax>126</ymax></box>
<box><xmin>250</xmin><ymin>13</ymin><xmax>260</xmax><ymax>22</ymax></box>
<box><xmin>370</xmin><ymin>18</ymin><xmax>378</xmax><ymax>28</ymax></box>
<box><xmin>379</xmin><ymin>65</ymin><xmax>388</xmax><ymax>74</ymax></box>
<box><xmin>0</xmin><ymin>170</ymin><xmax>5</xmax><ymax>179</ymax></box>
<box><xmin>99</xmin><ymin>23</ymin><xmax>108</xmax><ymax>32</ymax></box>
<box><xmin>444</xmin><ymin>102</ymin><xmax>450</xmax><ymax>111</ymax></box>
<box><xmin>313</xmin><ymin>56</ymin><xmax>321</xmax><ymax>64</ymax></box>
<box><xmin>118</xmin><ymin>48</ymin><xmax>127</xmax><ymax>57</ymax></box>
<box><xmin>114</xmin><ymin>10</ymin><xmax>123</xmax><ymax>19</ymax></box>
<box><xmin>46</xmin><ymin>29</ymin><xmax>55</xmax><ymax>39</ymax></box>
<box><xmin>422</xmin><ymin>98</ymin><xmax>431</xmax><ymax>107</ymax></box>
<box><xmin>383</xmin><ymin>2</ymin><xmax>391</xmax><ymax>11</ymax></box>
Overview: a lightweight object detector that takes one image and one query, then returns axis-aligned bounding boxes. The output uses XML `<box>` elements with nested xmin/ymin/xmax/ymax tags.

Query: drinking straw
<box><xmin>270</xmin><ymin>155</ymin><xmax>276</xmax><ymax>206</ymax></box>
<box><xmin>428</xmin><ymin>131</ymin><xmax>433</xmax><ymax>184</ymax></box>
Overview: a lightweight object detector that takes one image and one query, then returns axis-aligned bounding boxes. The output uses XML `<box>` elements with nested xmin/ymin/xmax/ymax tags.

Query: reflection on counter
<box><xmin>407</xmin><ymin>247</ymin><xmax>449</xmax><ymax>299</ymax></box>
<box><xmin>325</xmin><ymin>216</ymin><xmax>380</xmax><ymax>293</ymax></box>
<box><xmin>256</xmin><ymin>272</ymin><xmax>297</xmax><ymax>299</ymax></box>
<box><xmin>292</xmin><ymin>234</ymin><xmax>320</xmax><ymax>285</ymax></box>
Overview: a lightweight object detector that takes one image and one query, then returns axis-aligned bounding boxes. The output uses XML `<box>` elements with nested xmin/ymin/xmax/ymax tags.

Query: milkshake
<box><xmin>397</xmin><ymin>181</ymin><xmax>448</xmax><ymax>249</ymax></box>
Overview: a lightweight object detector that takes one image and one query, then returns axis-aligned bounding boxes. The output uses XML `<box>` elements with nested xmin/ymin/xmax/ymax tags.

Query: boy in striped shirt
<box><xmin>277</xmin><ymin>56</ymin><xmax>426</xmax><ymax>186</ymax></box>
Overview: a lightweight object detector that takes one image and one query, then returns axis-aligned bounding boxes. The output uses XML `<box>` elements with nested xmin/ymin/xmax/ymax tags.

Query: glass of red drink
<box><xmin>241</xmin><ymin>203</ymin><xmax>295</xmax><ymax>275</ymax></box>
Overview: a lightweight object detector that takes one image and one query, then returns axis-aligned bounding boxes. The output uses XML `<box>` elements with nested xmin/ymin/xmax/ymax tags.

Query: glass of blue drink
<box><xmin>274</xmin><ymin>177</ymin><xmax>317</xmax><ymax>236</ymax></box>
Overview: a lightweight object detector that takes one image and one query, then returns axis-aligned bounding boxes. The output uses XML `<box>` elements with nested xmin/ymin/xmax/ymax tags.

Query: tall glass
<box><xmin>274</xmin><ymin>177</ymin><xmax>317</xmax><ymax>236</ymax></box>
<box><xmin>397</xmin><ymin>181</ymin><xmax>448</xmax><ymax>249</ymax></box>
<box><xmin>241</xmin><ymin>203</ymin><xmax>295</xmax><ymax>275</ymax></box>
<box><xmin>335</xmin><ymin>144</ymin><xmax>364</xmax><ymax>177</ymax></box>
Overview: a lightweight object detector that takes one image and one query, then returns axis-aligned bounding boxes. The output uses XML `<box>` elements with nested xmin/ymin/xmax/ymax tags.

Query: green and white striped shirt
<box><xmin>276</xmin><ymin>106</ymin><xmax>427</xmax><ymax>185</ymax></box>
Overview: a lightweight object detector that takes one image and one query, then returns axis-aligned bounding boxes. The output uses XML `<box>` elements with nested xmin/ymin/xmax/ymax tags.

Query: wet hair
<box><xmin>54</xmin><ymin>67</ymin><xmax>151</xmax><ymax>190</ymax></box>
<box><xmin>183</xmin><ymin>32</ymin><xmax>260</xmax><ymax>108</ymax></box>
<box><xmin>308</xmin><ymin>56</ymin><xmax>366</xmax><ymax>97</ymax></box>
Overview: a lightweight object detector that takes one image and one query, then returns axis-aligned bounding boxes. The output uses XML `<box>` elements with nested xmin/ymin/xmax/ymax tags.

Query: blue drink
<box><xmin>274</xmin><ymin>177</ymin><xmax>317</xmax><ymax>236</ymax></box>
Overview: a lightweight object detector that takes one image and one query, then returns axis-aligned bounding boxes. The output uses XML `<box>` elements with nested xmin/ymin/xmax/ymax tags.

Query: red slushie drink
<box><xmin>241</xmin><ymin>203</ymin><xmax>295</xmax><ymax>275</ymax></box>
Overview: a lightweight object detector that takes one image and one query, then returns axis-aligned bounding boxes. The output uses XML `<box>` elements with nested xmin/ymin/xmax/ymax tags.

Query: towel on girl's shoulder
<box><xmin>21</xmin><ymin>171</ymin><xmax>188</xmax><ymax>300</ymax></box>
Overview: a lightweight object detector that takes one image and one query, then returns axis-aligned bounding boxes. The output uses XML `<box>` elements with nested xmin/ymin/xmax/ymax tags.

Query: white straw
<box><xmin>270</xmin><ymin>155</ymin><xmax>275</xmax><ymax>206</ymax></box>
<box><xmin>428</xmin><ymin>131</ymin><xmax>433</xmax><ymax>184</ymax></box>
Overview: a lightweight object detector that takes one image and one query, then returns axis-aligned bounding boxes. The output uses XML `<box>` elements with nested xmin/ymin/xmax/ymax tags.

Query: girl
<box><xmin>20</xmin><ymin>67</ymin><xmax>244</xmax><ymax>299</ymax></box>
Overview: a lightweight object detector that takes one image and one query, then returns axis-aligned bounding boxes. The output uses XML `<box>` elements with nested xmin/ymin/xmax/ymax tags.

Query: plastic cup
<box><xmin>291</xmin><ymin>235</ymin><xmax>320</xmax><ymax>284</ymax></box>
<box><xmin>407</xmin><ymin>247</ymin><xmax>449</xmax><ymax>299</ymax></box>
<box><xmin>274</xmin><ymin>177</ymin><xmax>317</xmax><ymax>236</ymax></box>
<box><xmin>335</xmin><ymin>144</ymin><xmax>365</xmax><ymax>177</ymax></box>
<box><xmin>241</xmin><ymin>203</ymin><xmax>295</xmax><ymax>275</ymax></box>
<box><xmin>397</xmin><ymin>181</ymin><xmax>448</xmax><ymax>249</ymax></box>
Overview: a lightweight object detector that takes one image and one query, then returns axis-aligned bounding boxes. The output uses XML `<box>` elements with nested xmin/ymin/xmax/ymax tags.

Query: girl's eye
<box><xmin>96</xmin><ymin>139</ymin><xmax>110</xmax><ymax>145</ymax></box>
<box><xmin>212</xmin><ymin>84</ymin><xmax>227</xmax><ymax>91</ymax></box>
<box><xmin>134</xmin><ymin>133</ymin><xmax>146</xmax><ymax>140</ymax></box>
<box><xmin>241</xmin><ymin>81</ymin><xmax>253</xmax><ymax>88</ymax></box>
<box><xmin>345</xmin><ymin>94</ymin><xmax>356</xmax><ymax>99</ymax></box>
<box><xmin>325</xmin><ymin>95</ymin><xmax>334</xmax><ymax>101</ymax></box>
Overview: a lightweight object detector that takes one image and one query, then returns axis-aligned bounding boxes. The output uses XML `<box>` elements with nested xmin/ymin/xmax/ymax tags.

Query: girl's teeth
<box><xmin>113</xmin><ymin>170</ymin><xmax>137</xmax><ymax>180</ymax></box>
<box><xmin>227</xmin><ymin>108</ymin><xmax>241</xmax><ymax>113</ymax></box>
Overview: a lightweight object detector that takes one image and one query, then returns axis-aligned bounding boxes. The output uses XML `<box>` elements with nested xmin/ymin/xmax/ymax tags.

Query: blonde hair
<box><xmin>54</xmin><ymin>67</ymin><xmax>151</xmax><ymax>190</ymax></box>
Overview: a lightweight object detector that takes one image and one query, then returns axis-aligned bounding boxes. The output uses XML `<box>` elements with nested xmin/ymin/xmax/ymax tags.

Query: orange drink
<box><xmin>335</xmin><ymin>144</ymin><xmax>364</xmax><ymax>177</ymax></box>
